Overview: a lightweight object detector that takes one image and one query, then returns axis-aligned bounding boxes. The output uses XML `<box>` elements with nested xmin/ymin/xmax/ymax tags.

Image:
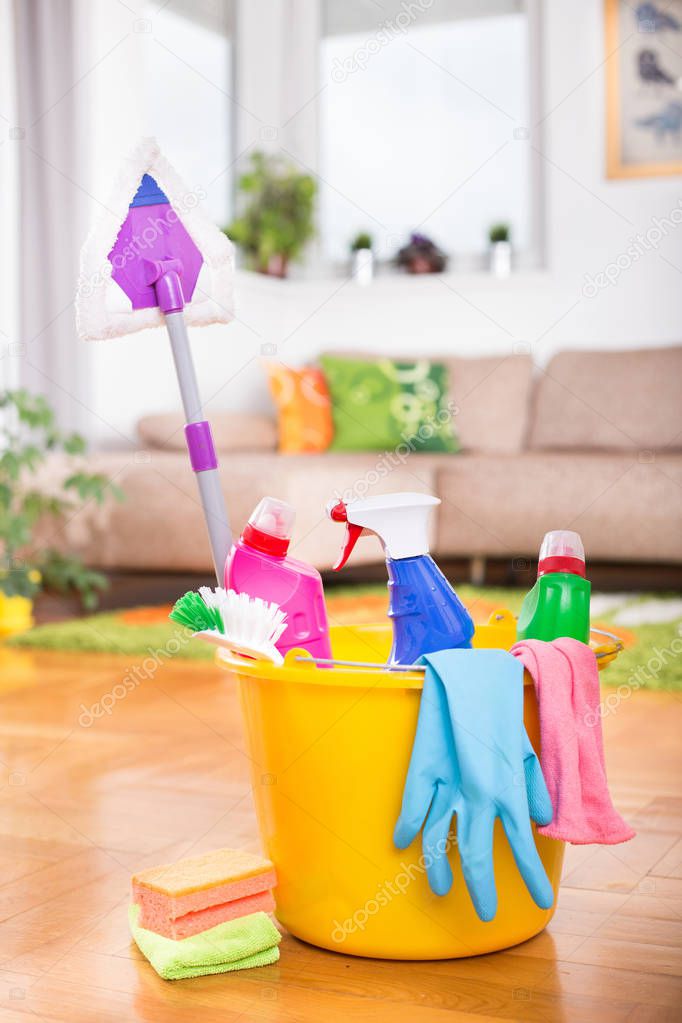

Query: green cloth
<box><xmin>128</xmin><ymin>905</ymin><xmax>281</xmax><ymax>981</ymax></box>
<box><xmin>320</xmin><ymin>355</ymin><xmax>459</xmax><ymax>453</ymax></box>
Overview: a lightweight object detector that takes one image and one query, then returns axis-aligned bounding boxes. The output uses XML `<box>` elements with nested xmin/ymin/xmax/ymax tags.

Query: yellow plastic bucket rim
<box><xmin>216</xmin><ymin>609</ymin><xmax>623</xmax><ymax>690</ymax></box>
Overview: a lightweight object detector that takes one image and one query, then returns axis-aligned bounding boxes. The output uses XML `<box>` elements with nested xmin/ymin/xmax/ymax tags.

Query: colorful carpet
<box><xmin>6</xmin><ymin>585</ymin><xmax>682</xmax><ymax>691</ymax></box>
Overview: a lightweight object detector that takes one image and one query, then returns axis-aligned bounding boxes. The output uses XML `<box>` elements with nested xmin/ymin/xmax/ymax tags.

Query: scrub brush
<box><xmin>170</xmin><ymin>587</ymin><xmax>288</xmax><ymax>665</ymax></box>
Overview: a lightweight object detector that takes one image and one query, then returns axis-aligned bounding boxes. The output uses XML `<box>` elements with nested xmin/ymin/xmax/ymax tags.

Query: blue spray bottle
<box><xmin>327</xmin><ymin>493</ymin><xmax>475</xmax><ymax>665</ymax></box>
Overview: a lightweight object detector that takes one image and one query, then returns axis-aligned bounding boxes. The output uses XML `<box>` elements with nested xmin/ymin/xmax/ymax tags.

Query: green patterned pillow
<box><xmin>319</xmin><ymin>355</ymin><xmax>459</xmax><ymax>453</ymax></box>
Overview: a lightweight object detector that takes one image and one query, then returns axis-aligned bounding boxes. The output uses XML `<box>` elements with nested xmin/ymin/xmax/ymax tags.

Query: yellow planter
<box><xmin>0</xmin><ymin>591</ymin><xmax>35</xmax><ymax>638</ymax></box>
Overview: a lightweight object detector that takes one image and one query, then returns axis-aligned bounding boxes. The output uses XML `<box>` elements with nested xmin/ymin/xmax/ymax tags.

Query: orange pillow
<box><xmin>264</xmin><ymin>362</ymin><xmax>334</xmax><ymax>453</ymax></box>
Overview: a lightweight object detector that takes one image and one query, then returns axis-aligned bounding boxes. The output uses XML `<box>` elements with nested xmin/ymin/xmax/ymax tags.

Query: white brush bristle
<box><xmin>197</xmin><ymin>587</ymin><xmax>288</xmax><ymax>664</ymax></box>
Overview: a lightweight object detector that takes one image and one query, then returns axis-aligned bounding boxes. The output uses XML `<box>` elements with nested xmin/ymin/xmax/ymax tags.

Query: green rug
<box><xmin>6</xmin><ymin>585</ymin><xmax>682</xmax><ymax>691</ymax></box>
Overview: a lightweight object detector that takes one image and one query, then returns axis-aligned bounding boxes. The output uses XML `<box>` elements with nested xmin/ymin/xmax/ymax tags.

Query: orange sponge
<box><xmin>132</xmin><ymin>848</ymin><xmax>277</xmax><ymax>940</ymax></box>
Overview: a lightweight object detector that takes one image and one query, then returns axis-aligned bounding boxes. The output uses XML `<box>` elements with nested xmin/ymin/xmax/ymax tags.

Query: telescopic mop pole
<box><xmin>148</xmin><ymin>260</ymin><xmax>232</xmax><ymax>585</ymax></box>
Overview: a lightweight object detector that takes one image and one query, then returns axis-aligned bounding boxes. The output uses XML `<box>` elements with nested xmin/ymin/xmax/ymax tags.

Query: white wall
<box><xmin>87</xmin><ymin>0</ymin><xmax>682</xmax><ymax>447</ymax></box>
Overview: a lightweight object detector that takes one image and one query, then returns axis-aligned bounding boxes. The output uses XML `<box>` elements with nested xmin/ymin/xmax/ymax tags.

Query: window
<box><xmin>319</xmin><ymin>0</ymin><xmax>539</xmax><ymax>268</ymax></box>
<box><xmin>144</xmin><ymin>0</ymin><xmax>234</xmax><ymax>228</ymax></box>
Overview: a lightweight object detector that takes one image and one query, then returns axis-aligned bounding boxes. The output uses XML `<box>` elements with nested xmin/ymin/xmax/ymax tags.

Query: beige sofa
<box><xmin>51</xmin><ymin>346</ymin><xmax>682</xmax><ymax>575</ymax></box>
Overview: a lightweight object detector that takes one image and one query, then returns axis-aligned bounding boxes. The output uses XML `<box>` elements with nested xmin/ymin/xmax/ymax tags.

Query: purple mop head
<box><xmin>76</xmin><ymin>139</ymin><xmax>235</xmax><ymax>340</ymax></box>
<box><xmin>109</xmin><ymin>174</ymin><xmax>203</xmax><ymax>312</ymax></box>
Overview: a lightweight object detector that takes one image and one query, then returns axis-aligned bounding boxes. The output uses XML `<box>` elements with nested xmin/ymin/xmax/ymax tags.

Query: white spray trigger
<box><xmin>327</xmin><ymin>492</ymin><xmax>440</xmax><ymax>568</ymax></box>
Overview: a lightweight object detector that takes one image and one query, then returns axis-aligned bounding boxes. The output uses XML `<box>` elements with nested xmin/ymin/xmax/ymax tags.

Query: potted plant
<box><xmin>349</xmin><ymin>231</ymin><xmax>374</xmax><ymax>285</ymax></box>
<box><xmin>226</xmin><ymin>152</ymin><xmax>316</xmax><ymax>277</ymax></box>
<box><xmin>396</xmin><ymin>233</ymin><xmax>448</xmax><ymax>274</ymax></box>
<box><xmin>488</xmin><ymin>222</ymin><xmax>512</xmax><ymax>278</ymax></box>
<box><xmin>0</xmin><ymin>389</ymin><xmax>124</xmax><ymax>636</ymax></box>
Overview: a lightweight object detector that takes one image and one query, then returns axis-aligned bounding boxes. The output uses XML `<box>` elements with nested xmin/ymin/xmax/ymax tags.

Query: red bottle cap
<box><xmin>241</xmin><ymin>497</ymin><xmax>294</xmax><ymax>557</ymax></box>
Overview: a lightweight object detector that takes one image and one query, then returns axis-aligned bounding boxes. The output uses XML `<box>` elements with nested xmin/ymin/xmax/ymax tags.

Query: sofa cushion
<box><xmin>442</xmin><ymin>353</ymin><xmax>533</xmax><ymax>454</ymax></box>
<box><xmin>137</xmin><ymin>412</ymin><xmax>277</xmax><ymax>452</ymax></box>
<box><xmin>436</xmin><ymin>452</ymin><xmax>682</xmax><ymax>563</ymax></box>
<box><xmin>320</xmin><ymin>355</ymin><xmax>459</xmax><ymax>453</ymax></box>
<box><xmin>264</xmin><ymin>363</ymin><xmax>333</xmax><ymax>453</ymax></box>
<box><xmin>529</xmin><ymin>346</ymin><xmax>682</xmax><ymax>452</ymax></box>
<box><xmin>321</xmin><ymin>352</ymin><xmax>533</xmax><ymax>454</ymax></box>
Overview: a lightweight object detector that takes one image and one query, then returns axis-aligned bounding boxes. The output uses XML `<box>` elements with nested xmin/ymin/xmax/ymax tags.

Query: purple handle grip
<box><xmin>185</xmin><ymin>421</ymin><xmax>218</xmax><ymax>472</ymax></box>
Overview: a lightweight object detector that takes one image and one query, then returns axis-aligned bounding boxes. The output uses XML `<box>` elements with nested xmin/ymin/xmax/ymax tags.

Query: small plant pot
<box><xmin>0</xmin><ymin>592</ymin><xmax>35</xmax><ymax>638</ymax></box>
<box><xmin>490</xmin><ymin>240</ymin><xmax>512</xmax><ymax>278</ymax></box>
<box><xmin>259</xmin><ymin>253</ymin><xmax>289</xmax><ymax>278</ymax></box>
<box><xmin>351</xmin><ymin>247</ymin><xmax>374</xmax><ymax>286</ymax></box>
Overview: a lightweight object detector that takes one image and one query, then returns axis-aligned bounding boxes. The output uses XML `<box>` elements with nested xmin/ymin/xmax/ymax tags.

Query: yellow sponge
<box><xmin>132</xmin><ymin>848</ymin><xmax>277</xmax><ymax>940</ymax></box>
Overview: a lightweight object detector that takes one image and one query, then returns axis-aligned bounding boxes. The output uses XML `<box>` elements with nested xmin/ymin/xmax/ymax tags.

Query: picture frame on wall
<box><xmin>605</xmin><ymin>0</ymin><xmax>682</xmax><ymax>178</ymax></box>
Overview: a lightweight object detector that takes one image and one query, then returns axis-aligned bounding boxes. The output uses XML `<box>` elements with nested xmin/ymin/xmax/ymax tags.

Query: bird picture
<box><xmin>638</xmin><ymin>49</ymin><xmax>678</xmax><ymax>86</ymax></box>
<box><xmin>635</xmin><ymin>2</ymin><xmax>681</xmax><ymax>33</ymax></box>
<box><xmin>608</xmin><ymin>0</ymin><xmax>682</xmax><ymax>174</ymax></box>
<box><xmin>636</xmin><ymin>100</ymin><xmax>682</xmax><ymax>138</ymax></box>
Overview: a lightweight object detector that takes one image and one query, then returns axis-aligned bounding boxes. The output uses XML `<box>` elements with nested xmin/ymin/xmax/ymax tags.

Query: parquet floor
<box><xmin>0</xmin><ymin>648</ymin><xmax>680</xmax><ymax>1021</ymax></box>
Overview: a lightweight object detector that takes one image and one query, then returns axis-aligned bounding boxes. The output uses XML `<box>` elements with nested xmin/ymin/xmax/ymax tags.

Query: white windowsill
<box><xmin>235</xmin><ymin>266</ymin><xmax>553</xmax><ymax>295</ymax></box>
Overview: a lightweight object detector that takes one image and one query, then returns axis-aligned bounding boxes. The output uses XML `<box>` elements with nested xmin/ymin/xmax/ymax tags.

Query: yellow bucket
<box><xmin>221</xmin><ymin>611</ymin><xmax>619</xmax><ymax>960</ymax></box>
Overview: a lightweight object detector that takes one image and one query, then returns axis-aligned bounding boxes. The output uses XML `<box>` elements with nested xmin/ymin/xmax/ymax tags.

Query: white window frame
<box><xmin>232</xmin><ymin>0</ymin><xmax>545</xmax><ymax>272</ymax></box>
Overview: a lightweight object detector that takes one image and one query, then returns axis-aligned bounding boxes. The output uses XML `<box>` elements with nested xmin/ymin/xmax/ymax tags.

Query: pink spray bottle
<box><xmin>225</xmin><ymin>497</ymin><xmax>332</xmax><ymax>660</ymax></box>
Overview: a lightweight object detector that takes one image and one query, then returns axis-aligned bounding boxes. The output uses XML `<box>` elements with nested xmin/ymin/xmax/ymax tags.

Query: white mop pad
<box><xmin>76</xmin><ymin>137</ymin><xmax>235</xmax><ymax>341</ymax></box>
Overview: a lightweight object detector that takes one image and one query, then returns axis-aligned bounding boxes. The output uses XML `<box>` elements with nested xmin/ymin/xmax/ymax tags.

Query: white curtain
<box><xmin>0</xmin><ymin>0</ymin><xmax>20</xmax><ymax>394</ymax></box>
<box><xmin>6</xmin><ymin>0</ymin><xmax>145</xmax><ymax>438</ymax></box>
<box><xmin>11</xmin><ymin>0</ymin><xmax>90</xmax><ymax>431</ymax></box>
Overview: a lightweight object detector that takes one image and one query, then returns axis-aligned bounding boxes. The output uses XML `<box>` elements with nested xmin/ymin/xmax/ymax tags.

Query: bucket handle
<box><xmin>295</xmin><ymin>655</ymin><xmax>421</xmax><ymax>673</ymax></box>
<box><xmin>590</xmin><ymin>625</ymin><xmax>623</xmax><ymax>649</ymax></box>
<box><xmin>294</xmin><ymin>626</ymin><xmax>623</xmax><ymax>673</ymax></box>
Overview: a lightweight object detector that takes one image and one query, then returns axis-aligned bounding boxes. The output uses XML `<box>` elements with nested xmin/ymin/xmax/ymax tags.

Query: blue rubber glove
<box><xmin>394</xmin><ymin>649</ymin><xmax>553</xmax><ymax>921</ymax></box>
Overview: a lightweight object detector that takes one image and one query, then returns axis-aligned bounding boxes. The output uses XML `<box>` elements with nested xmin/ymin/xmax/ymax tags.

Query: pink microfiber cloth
<box><xmin>511</xmin><ymin>637</ymin><xmax>635</xmax><ymax>845</ymax></box>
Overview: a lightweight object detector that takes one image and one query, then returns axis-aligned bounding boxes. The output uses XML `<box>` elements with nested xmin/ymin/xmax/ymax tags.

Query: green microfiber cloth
<box><xmin>128</xmin><ymin>904</ymin><xmax>281</xmax><ymax>980</ymax></box>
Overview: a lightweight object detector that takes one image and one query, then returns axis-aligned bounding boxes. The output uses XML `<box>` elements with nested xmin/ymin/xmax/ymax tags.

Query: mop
<box><xmin>76</xmin><ymin>138</ymin><xmax>234</xmax><ymax>584</ymax></box>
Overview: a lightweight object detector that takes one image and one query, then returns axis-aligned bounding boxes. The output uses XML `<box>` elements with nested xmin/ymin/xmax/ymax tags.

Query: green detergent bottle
<box><xmin>517</xmin><ymin>530</ymin><xmax>590</xmax><ymax>643</ymax></box>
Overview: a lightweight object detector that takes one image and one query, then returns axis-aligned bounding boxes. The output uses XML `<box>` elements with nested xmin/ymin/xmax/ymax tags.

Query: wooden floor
<box><xmin>0</xmin><ymin>647</ymin><xmax>680</xmax><ymax>1022</ymax></box>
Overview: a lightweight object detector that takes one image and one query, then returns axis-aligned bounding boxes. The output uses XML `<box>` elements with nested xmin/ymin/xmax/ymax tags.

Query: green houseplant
<box><xmin>226</xmin><ymin>152</ymin><xmax>316</xmax><ymax>277</ymax></box>
<box><xmin>0</xmin><ymin>389</ymin><xmax>124</xmax><ymax>631</ymax></box>
<box><xmin>488</xmin><ymin>223</ymin><xmax>511</xmax><ymax>244</ymax></box>
<box><xmin>350</xmin><ymin>231</ymin><xmax>373</xmax><ymax>253</ymax></box>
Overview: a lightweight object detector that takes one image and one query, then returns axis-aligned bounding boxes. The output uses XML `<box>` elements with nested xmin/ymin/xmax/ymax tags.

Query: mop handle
<box><xmin>165</xmin><ymin>311</ymin><xmax>232</xmax><ymax>585</ymax></box>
